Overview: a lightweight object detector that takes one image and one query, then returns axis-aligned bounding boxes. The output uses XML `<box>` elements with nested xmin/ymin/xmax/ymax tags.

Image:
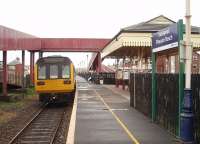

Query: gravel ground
<box><xmin>0</xmin><ymin>99</ymin><xmax>41</xmax><ymax>144</ymax></box>
<box><xmin>54</xmin><ymin>99</ymin><xmax>74</xmax><ymax>144</ymax></box>
<box><xmin>0</xmin><ymin>97</ymin><xmax>74</xmax><ymax>144</ymax></box>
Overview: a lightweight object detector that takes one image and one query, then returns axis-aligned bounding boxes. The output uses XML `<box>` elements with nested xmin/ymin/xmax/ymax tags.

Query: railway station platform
<box><xmin>72</xmin><ymin>76</ymin><xmax>177</xmax><ymax>144</ymax></box>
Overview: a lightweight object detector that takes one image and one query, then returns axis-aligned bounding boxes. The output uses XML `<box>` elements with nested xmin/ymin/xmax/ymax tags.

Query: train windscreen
<box><xmin>38</xmin><ymin>64</ymin><xmax>70</xmax><ymax>79</ymax></box>
<box><xmin>62</xmin><ymin>65</ymin><xmax>70</xmax><ymax>78</ymax></box>
<box><xmin>50</xmin><ymin>65</ymin><xmax>58</xmax><ymax>79</ymax></box>
<box><xmin>38</xmin><ymin>65</ymin><xmax>46</xmax><ymax>79</ymax></box>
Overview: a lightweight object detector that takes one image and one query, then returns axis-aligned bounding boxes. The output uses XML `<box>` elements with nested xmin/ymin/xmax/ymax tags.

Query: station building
<box><xmin>101</xmin><ymin>15</ymin><xmax>200</xmax><ymax>74</ymax></box>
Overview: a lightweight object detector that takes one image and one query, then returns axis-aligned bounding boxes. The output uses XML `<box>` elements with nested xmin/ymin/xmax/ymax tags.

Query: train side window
<box><xmin>50</xmin><ymin>65</ymin><xmax>58</xmax><ymax>79</ymax></box>
<box><xmin>38</xmin><ymin>65</ymin><xmax>46</xmax><ymax>79</ymax></box>
<box><xmin>62</xmin><ymin>65</ymin><xmax>70</xmax><ymax>78</ymax></box>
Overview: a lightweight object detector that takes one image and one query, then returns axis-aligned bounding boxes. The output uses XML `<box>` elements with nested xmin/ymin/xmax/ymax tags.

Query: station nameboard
<box><xmin>152</xmin><ymin>23</ymin><xmax>178</xmax><ymax>53</ymax></box>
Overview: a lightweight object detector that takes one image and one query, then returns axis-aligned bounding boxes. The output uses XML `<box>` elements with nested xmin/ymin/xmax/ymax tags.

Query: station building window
<box><xmin>193</xmin><ymin>64</ymin><xmax>197</xmax><ymax>69</ymax></box>
<box><xmin>170</xmin><ymin>56</ymin><xmax>176</xmax><ymax>73</ymax></box>
<box><xmin>193</xmin><ymin>55</ymin><xmax>198</xmax><ymax>60</ymax></box>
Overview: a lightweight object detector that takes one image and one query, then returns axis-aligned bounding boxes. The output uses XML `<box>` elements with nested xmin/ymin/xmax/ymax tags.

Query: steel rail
<box><xmin>8</xmin><ymin>103</ymin><xmax>48</xmax><ymax>144</ymax></box>
<box><xmin>50</xmin><ymin>109</ymin><xmax>65</xmax><ymax>144</ymax></box>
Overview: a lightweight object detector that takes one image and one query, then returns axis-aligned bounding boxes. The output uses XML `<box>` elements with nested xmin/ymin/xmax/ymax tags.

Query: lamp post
<box><xmin>180</xmin><ymin>0</ymin><xmax>194</xmax><ymax>142</ymax></box>
<box><xmin>185</xmin><ymin>0</ymin><xmax>192</xmax><ymax>89</ymax></box>
<box><xmin>86</xmin><ymin>54</ymin><xmax>88</xmax><ymax>72</ymax></box>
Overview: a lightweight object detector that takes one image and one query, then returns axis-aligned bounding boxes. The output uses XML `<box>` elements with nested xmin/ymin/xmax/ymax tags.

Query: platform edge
<box><xmin>66</xmin><ymin>90</ymin><xmax>78</xmax><ymax>144</ymax></box>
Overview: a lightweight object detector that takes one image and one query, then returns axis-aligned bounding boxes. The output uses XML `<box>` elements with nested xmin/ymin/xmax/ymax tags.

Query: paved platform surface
<box><xmin>75</xmin><ymin>76</ymin><xmax>177</xmax><ymax>144</ymax></box>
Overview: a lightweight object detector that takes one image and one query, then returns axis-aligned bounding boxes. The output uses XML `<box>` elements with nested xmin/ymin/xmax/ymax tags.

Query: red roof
<box><xmin>101</xmin><ymin>65</ymin><xmax>115</xmax><ymax>73</ymax></box>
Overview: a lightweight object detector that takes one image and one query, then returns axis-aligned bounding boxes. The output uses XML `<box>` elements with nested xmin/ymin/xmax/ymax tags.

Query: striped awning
<box><xmin>101</xmin><ymin>32</ymin><xmax>152</xmax><ymax>58</ymax></box>
<box><xmin>102</xmin><ymin>32</ymin><xmax>200</xmax><ymax>58</ymax></box>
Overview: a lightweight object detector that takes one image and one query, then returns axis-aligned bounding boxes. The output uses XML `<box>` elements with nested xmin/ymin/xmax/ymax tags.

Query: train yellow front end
<box><xmin>34</xmin><ymin>56</ymin><xmax>76</xmax><ymax>103</ymax></box>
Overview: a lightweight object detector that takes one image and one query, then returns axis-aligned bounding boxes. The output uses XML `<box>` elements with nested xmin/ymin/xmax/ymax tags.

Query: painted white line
<box><xmin>111</xmin><ymin>108</ymin><xmax>129</xmax><ymax>111</ymax></box>
<box><xmin>66</xmin><ymin>91</ymin><xmax>78</xmax><ymax>144</ymax></box>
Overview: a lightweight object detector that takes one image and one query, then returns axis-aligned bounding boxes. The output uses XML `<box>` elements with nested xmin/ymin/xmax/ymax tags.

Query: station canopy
<box><xmin>101</xmin><ymin>15</ymin><xmax>200</xmax><ymax>59</ymax></box>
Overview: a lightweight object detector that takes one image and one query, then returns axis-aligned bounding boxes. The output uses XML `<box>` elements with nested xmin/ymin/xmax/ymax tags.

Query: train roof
<box><xmin>36</xmin><ymin>56</ymin><xmax>72</xmax><ymax>64</ymax></box>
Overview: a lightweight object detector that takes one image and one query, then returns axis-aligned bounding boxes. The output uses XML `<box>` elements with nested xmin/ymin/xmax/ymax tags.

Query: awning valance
<box><xmin>102</xmin><ymin>32</ymin><xmax>200</xmax><ymax>58</ymax></box>
<box><xmin>102</xmin><ymin>33</ymin><xmax>152</xmax><ymax>58</ymax></box>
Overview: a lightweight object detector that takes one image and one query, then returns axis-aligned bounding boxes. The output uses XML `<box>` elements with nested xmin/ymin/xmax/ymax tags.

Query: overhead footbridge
<box><xmin>0</xmin><ymin>25</ymin><xmax>110</xmax><ymax>98</ymax></box>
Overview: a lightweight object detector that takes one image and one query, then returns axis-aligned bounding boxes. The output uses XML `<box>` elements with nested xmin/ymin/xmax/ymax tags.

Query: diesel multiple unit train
<box><xmin>34</xmin><ymin>56</ymin><xmax>76</xmax><ymax>103</ymax></box>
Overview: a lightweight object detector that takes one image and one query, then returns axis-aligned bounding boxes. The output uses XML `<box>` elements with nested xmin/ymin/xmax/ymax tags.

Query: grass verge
<box><xmin>0</xmin><ymin>87</ymin><xmax>37</xmax><ymax>124</ymax></box>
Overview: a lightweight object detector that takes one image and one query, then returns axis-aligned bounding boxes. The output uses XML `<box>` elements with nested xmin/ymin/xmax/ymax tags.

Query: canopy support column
<box><xmin>116</xmin><ymin>58</ymin><xmax>119</xmax><ymax>88</ymax></box>
<box><xmin>122</xmin><ymin>57</ymin><xmax>125</xmax><ymax>90</ymax></box>
<box><xmin>30</xmin><ymin>51</ymin><xmax>35</xmax><ymax>86</ymax></box>
<box><xmin>0</xmin><ymin>51</ymin><xmax>10</xmax><ymax>101</ymax></box>
<box><xmin>3</xmin><ymin>51</ymin><xmax>7</xmax><ymax>97</ymax></box>
<box><xmin>22</xmin><ymin>50</ymin><xmax>25</xmax><ymax>89</ymax></box>
<box><xmin>97</xmin><ymin>52</ymin><xmax>101</xmax><ymax>73</ymax></box>
<box><xmin>39</xmin><ymin>51</ymin><xmax>43</xmax><ymax>58</ymax></box>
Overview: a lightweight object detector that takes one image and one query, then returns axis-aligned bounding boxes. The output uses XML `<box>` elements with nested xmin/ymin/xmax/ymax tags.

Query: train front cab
<box><xmin>35</xmin><ymin>60</ymin><xmax>76</xmax><ymax>103</ymax></box>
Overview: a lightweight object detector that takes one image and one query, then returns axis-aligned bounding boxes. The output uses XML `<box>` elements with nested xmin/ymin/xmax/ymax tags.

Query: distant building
<box><xmin>8</xmin><ymin>57</ymin><xmax>21</xmax><ymax>72</ymax></box>
<box><xmin>7</xmin><ymin>57</ymin><xmax>29</xmax><ymax>76</ymax></box>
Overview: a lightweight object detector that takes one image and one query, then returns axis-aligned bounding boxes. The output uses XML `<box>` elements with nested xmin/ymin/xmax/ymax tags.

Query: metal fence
<box><xmin>129</xmin><ymin>73</ymin><xmax>200</xmax><ymax>142</ymax></box>
<box><xmin>129</xmin><ymin>73</ymin><xmax>152</xmax><ymax>118</ymax></box>
<box><xmin>156</xmin><ymin>74</ymin><xmax>179</xmax><ymax>134</ymax></box>
<box><xmin>99</xmin><ymin>72</ymin><xmax>115</xmax><ymax>84</ymax></box>
<box><xmin>79</xmin><ymin>72</ymin><xmax>115</xmax><ymax>84</ymax></box>
<box><xmin>130</xmin><ymin>73</ymin><xmax>178</xmax><ymax>134</ymax></box>
<box><xmin>191</xmin><ymin>75</ymin><xmax>200</xmax><ymax>143</ymax></box>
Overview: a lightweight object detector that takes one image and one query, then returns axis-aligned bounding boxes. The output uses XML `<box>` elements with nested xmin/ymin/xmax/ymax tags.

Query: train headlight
<box><xmin>37</xmin><ymin>81</ymin><xmax>45</xmax><ymax>85</ymax></box>
<box><xmin>63</xmin><ymin>80</ymin><xmax>71</xmax><ymax>84</ymax></box>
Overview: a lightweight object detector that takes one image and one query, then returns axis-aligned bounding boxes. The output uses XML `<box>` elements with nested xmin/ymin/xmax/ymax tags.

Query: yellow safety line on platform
<box><xmin>66</xmin><ymin>91</ymin><xmax>78</xmax><ymax>144</ymax></box>
<box><xmin>94</xmin><ymin>90</ymin><xmax>140</xmax><ymax>144</ymax></box>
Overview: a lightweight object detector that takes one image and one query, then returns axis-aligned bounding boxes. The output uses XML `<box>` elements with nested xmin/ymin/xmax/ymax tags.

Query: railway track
<box><xmin>8</xmin><ymin>104</ymin><xmax>66</xmax><ymax>144</ymax></box>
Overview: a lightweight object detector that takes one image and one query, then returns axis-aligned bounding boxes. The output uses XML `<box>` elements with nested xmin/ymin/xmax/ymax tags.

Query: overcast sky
<box><xmin>0</xmin><ymin>0</ymin><xmax>199</xmax><ymax>66</ymax></box>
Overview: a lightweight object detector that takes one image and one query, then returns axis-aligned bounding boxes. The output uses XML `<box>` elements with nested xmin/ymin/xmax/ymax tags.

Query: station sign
<box><xmin>152</xmin><ymin>23</ymin><xmax>178</xmax><ymax>53</ymax></box>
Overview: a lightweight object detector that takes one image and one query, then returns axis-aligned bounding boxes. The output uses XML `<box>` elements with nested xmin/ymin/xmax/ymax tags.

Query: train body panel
<box><xmin>35</xmin><ymin>79</ymin><xmax>75</xmax><ymax>93</ymax></box>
